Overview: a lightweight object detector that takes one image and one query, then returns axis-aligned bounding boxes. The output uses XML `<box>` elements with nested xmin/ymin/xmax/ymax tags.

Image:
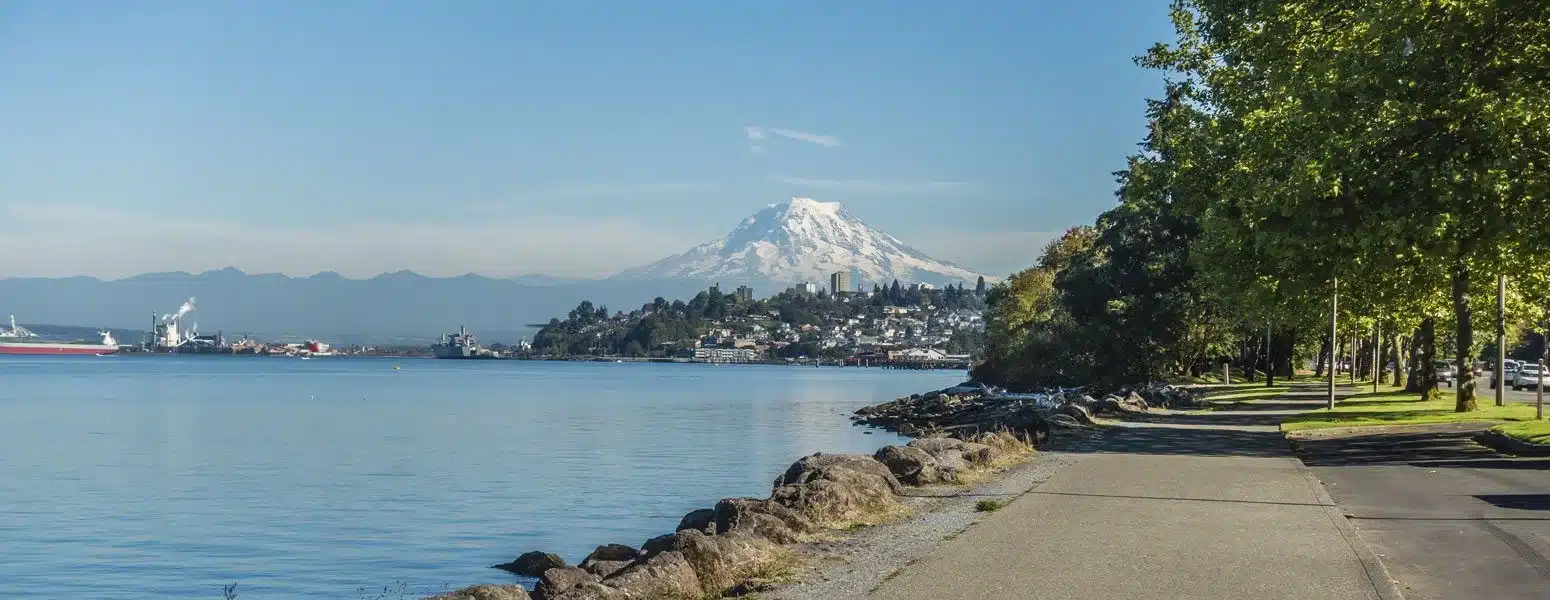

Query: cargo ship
<box><xmin>0</xmin><ymin>315</ymin><xmax>120</xmax><ymax>355</ymax></box>
<box><xmin>433</xmin><ymin>325</ymin><xmax>499</xmax><ymax>359</ymax></box>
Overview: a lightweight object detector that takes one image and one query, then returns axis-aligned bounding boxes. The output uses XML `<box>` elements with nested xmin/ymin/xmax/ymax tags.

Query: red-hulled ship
<box><xmin>0</xmin><ymin>315</ymin><xmax>120</xmax><ymax>355</ymax></box>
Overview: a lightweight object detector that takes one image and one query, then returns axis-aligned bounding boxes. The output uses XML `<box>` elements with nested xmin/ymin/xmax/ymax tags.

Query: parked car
<box><xmin>1512</xmin><ymin>364</ymin><xmax>1549</xmax><ymax>391</ymax></box>
<box><xmin>1493</xmin><ymin>360</ymin><xmax>1523</xmax><ymax>389</ymax></box>
<box><xmin>1434</xmin><ymin>360</ymin><xmax>1456</xmax><ymax>383</ymax></box>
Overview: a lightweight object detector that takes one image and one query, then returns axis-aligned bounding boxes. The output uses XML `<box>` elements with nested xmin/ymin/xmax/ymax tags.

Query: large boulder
<box><xmin>1057</xmin><ymin>402</ymin><xmax>1096</xmax><ymax>425</ymax></box>
<box><xmin>672</xmin><ymin>529</ymin><xmax>784</xmax><ymax>594</ymax></box>
<box><xmin>492</xmin><ymin>551</ymin><xmax>566</xmax><ymax>577</ymax></box>
<box><xmin>537</xmin><ymin>582</ymin><xmax>631</xmax><ymax>600</ymax></box>
<box><xmin>640</xmin><ymin>533</ymin><xmax>678</xmax><ymax>558</ymax></box>
<box><xmin>932</xmin><ymin>450</ymin><xmax>970</xmax><ymax>479</ymax></box>
<box><xmin>873</xmin><ymin>445</ymin><xmax>951</xmax><ymax>485</ymax></box>
<box><xmin>711</xmin><ymin>497</ymin><xmax>815</xmax><ymax>544</ymax></box>
<box><xmin>676</xmin><ymin>508</ymin><xmax>714</xmax><ymax>533</ymax></box>
<box><xmin>422</xmin><ymin>584</ymin><xmax>531</xmax><ymax>600</ymax></box>
<box><xmin>580</xmin><ymin>544</ymin><xmax>638</xmax><ymax>576</ymax></box>
<box><xmin>770</xmin><ymin>453</ymin><xmax>903</xmax><ymax>525</ymax></box>
<box><xmin>957</xmin><ymin>441</ymin><xmax>998</xmax><ymax>465</ymax></box>
<box><xmin>602</xmin><ymin>550</ymin><xmax>704</xmax><ymax>600</ymax></box>
<box><xmin>969</xmin><ymin>430</ymin><xmax>1030</xmax><ymax>454</ymax></box>
<box><xmin>535</xmin><ymin>567</ymin><xmax>601</xmax><ymax>598</ymax></box>
<box><xmin>578</xmin><ymin>560</ymin><xmax>632</xmax><ymax>579</ymax></box>
<box><xmin>907</xmin><ymin>437</ymin><xmax>966</xmax><ymax>458</ymax></box>
<box><xmin>772</xmin><ymin>453</ymin><xmax>901</xmax><ymax>492</ymax></box>
<box><xmin>1125</xmin><ymin>391</ymin><xmax>1151</xmax><ymax>410</ymax></box>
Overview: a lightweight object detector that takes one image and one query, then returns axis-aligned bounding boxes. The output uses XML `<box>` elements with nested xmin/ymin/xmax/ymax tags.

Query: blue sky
<box><xmin>0</xmin><ymin>0</ymin><xmax>1173</xmax><ymax>279</ymax></box>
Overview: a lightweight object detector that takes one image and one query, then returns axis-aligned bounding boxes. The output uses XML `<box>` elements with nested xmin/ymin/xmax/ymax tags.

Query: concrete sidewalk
<box><xmin>870</xmin><ymin>385</ymin><xmax>1401</xmax><ymax>600</ymax></box>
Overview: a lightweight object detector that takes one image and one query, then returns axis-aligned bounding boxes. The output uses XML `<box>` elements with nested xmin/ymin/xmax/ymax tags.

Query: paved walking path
<box><xmin>870</xmin><ymin>384</ymin><xmax>1402</xmax><ymax>600</ymax></box>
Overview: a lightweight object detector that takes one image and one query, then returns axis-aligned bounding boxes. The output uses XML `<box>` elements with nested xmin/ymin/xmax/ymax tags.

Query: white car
<box><xmin>1511</xmin><ymin>364</ymin><xmax>1549</xmax><ymax>391</ymax></box>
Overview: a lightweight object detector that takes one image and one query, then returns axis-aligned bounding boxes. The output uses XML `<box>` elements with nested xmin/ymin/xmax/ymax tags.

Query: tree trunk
<box><xmin>1391</xmin><ymin>334</ymin><xmax>1404</xmax><ymax>388</ymax></box>
<box><xmin>1315</xmin><ymin>334</ymin><xmax>1329</xmax><ymax>377</ymax></box>
<box><xmin>1419</xmin><ymin>318</ymin><xmax>1438</xmax><ymax>400</ymax></box>
<box><xmin>1279</xmin><ymin>328</ymin><xmax>1297</xmax><ymax>379</ymax></box>
<box><xmin>1377</xmin><ymin>334</ymin><xmax>1390</xmax><ymax>385</ymax></box>
<box><xmin>1452</xmin><ymin>264</ymin><xmax>1478</xmax><ymax>412</ymax></box>
<box><xmin>1244</xmin><ymin>337</ymin><xmax>1258</xmax><ymax>382</ymax></box>
<box><xmin>1265</xmin><ymin>337</ymin><xmax>1276</xmax><ymax>387</ymax></box>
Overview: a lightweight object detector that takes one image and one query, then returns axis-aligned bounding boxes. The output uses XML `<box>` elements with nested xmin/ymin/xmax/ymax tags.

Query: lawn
<box><xmin>1491</xmin><ymin>421</ymin><xmax>1550</xmax><ymax>445</ymax></box>
<box><xmin>1281</xmin><ymin>389</ymin><xmax>1541</xmax><ymax>432</ymax></box>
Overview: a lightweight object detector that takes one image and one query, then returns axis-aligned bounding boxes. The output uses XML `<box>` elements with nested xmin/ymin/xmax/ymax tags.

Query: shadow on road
<box><xmin>1292</xmin><ymin>427</ymin><xmax>1550</xmax><ymax>471</ymax></box>
<box><xmin>1055</xmin><ymin>421</ymin><xmax>1290</xmax><ymax>458</ymax></box>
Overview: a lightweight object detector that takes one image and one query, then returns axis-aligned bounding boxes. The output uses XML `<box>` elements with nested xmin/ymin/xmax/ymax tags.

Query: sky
<box><xmin>0</xmin><ymin>1</ymin><xmax>1174</xmax><ymax>280</ymax></box>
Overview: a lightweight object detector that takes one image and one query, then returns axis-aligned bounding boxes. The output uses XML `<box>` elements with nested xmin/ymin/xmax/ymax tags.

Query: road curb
<box><xmin>1291</xmin><ymin>460</ymin><xmax>1407</xmax><ymax>600</ymax></box>
<box><xmin>1475</xmin><ymin>429</ymin><xmax>1550</xmax><ymax>456</ymax></box>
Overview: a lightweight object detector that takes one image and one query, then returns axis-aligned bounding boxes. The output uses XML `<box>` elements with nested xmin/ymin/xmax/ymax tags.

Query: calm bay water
<box><xmin>0</xmin><ymin>356</ymin><xmax>958</xmax><ymax>599</ymax></box>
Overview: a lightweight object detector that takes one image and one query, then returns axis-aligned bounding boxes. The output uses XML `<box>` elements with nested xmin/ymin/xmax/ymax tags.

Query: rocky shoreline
<box><xmin>425</xmin><ymin>384</ymin><xmax>1201</xmax><ymax>600</ymax></box>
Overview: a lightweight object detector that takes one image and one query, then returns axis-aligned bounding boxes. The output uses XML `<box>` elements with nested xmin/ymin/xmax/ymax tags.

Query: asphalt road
<box><xmin>1440</xmin><ymin>373</ymin><xmax>1550</xmax><ymax>407</ymax></box>
<box><xmin>1293</xmin><ymin>423</ymin><xmax>1550</xmax><ymax>600</ymax></box>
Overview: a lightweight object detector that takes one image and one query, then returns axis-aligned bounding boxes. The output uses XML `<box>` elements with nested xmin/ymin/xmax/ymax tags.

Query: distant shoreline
<box><xmin>90</xmin><ymin>351</ymin><xmax>973</xmax><ymax>371</ymax></box>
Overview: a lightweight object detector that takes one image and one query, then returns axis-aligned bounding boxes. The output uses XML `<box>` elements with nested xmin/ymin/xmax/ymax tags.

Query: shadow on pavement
<box><xmin>1475</xmin><ymin>494</ymin><xmax>1550</xmax><ymax>510</ymax></box>
<box><xmin>1057</xmin><ymin>422</ymin><xmax>1290</xmax><ymax>458</ymax></box>
<box><xmin>1292</xmin><ymin>428</ymin><xmax>1550</xmax><ymax>471</ymax></box>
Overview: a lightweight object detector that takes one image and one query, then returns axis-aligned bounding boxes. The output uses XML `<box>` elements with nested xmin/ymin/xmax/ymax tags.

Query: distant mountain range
<box><xmin>0</xmin><ymin>198</ymin><xmax>992</xmax><ymax>341</ymax></box>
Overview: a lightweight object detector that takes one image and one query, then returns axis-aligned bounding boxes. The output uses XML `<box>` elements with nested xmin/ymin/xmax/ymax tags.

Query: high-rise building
<box><xmin>734</xmin><ymin>285</ymin><xmax>754</xmax><ymax>302</ymax></box>
<box><xmin>829</xmin><ymin>271</ymin><xmax>853</xmax><ymax>296</ymax></box>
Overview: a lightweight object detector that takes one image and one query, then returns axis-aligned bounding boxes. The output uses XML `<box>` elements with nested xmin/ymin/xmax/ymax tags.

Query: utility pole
<box><xmin>1329</xmin><ymin>278</ymin><xmax>1338</xmax><ymax>409</ymax></box>
<box><xmin>1497</xmin><ymin>273</ymin><xmax>1506</xmax><ymax>406</ymax></box>
<box><xmin>1540</xmin><ymin>323</ymin><xmax>1546</xmax><ymax>421</ymax></box>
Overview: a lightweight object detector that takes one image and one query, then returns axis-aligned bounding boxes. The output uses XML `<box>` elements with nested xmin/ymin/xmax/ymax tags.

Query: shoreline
<box><xmin>426</xmin><ymin>385</ymin><xmax>1173</xmax><ymax>600</ymax></box>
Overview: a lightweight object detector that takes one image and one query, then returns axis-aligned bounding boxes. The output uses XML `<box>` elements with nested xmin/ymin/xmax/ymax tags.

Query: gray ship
<box><xmin>433</xmin><ymin>325</ymin><xmax>499</xmax><ymax>359</ymax></box>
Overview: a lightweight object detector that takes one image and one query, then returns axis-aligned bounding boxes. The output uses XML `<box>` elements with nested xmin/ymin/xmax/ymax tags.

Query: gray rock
<box><xmin>676</xmin><ymin>508</ymin><xmax>714</xmax><ymax>532</ymax></box>
<box><xmin>773</xmin><ymin>453</ymin><xmax>902</xmax><ymax>492</ymax></box>
<box><xmin>873</xmin><ymin>445</ymin><xmax>947</xmax><ymax>486</ymax></box>
<box><xmin>1057</xmin><ymin>402</ymin><xmax>1096</xmax><ymax>425</ymax></box>
<box><xmin>907</xmin><ymin>437</ymin><xmax>966</xmax><ymax>458</ymax></box>
<box><xmin>602</xmin><ymin>550</ymin><xmax>704</xmax><ymax>600</ymax></box>
<box><xmin>673</xmin><ymin>529</ymin><xmax>782</xmax><ymax>594</ymax></box>
<box><xmin>711</xmin><ymin>497</ymin><xmax>815</xmax><ymax>544</ymax></box>
<box><xmin>492</xmin><ymin>551</ymin><xmax>566</xmax><ymax>577</ymax></box>
<box><xmin>770</xmin><ymin>453</ymin><xmax>903</xmax><ymax>525</ymax></box>
<box><xmin>422</xmin><ymin>584</ymin><xmax>531</xmax><ymax>600</ymax></box>
<box><xmin>583</xmin><ymin>543</ymin><xmax>638</xmax><ymax>563</ymax></box>
<box><xmin>535</xmin><ymin>567</ymin><xmax>600</xmax><ymax>598</ymax></box>
<box><xmin>640</xmin><ymin>533</ymin><xmax>678</xmax><ymax>558</ymax></box>
<box><xmin>578</xmin><ymin>559</ymin><xmax>631</xmax><ymax>579</ymax></box>
<box><xmin>536</xmin><ymin>582</ymin><xmax>631</xmax><ymax>600</ymax></box>
<box><xmin>957</xmin><ymin>441</ymin><xmax>1000</xmax><ymax>465</ymax></box>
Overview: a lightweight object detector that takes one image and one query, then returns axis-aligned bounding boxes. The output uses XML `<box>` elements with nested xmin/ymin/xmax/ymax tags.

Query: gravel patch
<box><xmin>764</xmin><ymin>448</ymin><xmax>1085</xmax><ymax>600</ymax></box>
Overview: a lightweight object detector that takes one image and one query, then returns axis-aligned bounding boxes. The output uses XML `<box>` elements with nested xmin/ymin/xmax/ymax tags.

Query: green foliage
<box><xmin>977</xmin><ymin>0</ymin><xmax>1550</xmax><ymax>400</ymax></box>
<box><xmin>532</xmin><ymin>284</ymin><xmax>985</xmax><ymax>357</ymax></box>
<box><xmin>974</xmin><ymin>499</ymin><xmax>1008</xmax><ymax>512</ymax></box>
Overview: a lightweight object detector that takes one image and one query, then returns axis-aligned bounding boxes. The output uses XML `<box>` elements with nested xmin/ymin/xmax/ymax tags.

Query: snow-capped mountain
<box><xmin>614</xmin><ymin>197</ymin><xmax>990</xmax><ymax>288</ymax></box>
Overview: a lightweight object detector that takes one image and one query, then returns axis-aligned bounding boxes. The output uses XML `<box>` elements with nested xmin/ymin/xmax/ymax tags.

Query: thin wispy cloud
<box><xmin>773</xmin><ymin>176</ymin><xmax>971</xmax><ymax>194</ymax></box>
<box><xmin>745</xmin><ymin>125</ymin><xmax>843</xmax><ymax>153</ymax></box>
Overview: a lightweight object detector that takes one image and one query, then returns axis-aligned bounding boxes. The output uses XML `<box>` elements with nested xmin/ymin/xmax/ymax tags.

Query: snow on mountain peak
<box><xmin>614</xmin><ymin>197</ymin><xmax>990</xmax><ymax>287</ymax></box>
